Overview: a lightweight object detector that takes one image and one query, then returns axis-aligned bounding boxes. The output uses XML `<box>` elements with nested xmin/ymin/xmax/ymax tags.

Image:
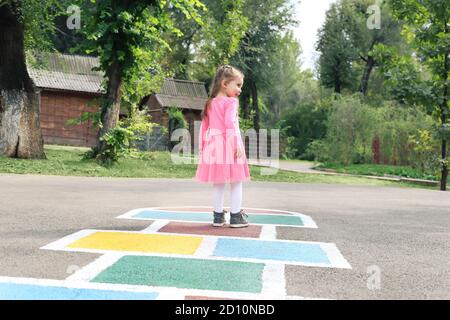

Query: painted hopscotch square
<box><xmin>135</xmin><ymin>211</ymin><xmax>211</xmax><ymax>222</ymax></box>
<box><xmin>133</xmin><ymin>210</ymin><xmax>303</xmax><ymax>226</ymax></box>
<box><xmin>248</xmin><ymin>215</ymin><xmax>303</xmax><ymax>226</ymax></box>
<box><xmin>158</xmin><ymin>222</ymin><xmax>262</xmax><ymax>238</ymax></box>
<box><xmin>0</xmin><ymin>282</ymin><xmax>158</xmax><ymax>300</ymax></box>
<box><xmin>67</xmin><ymin>231</ymin><xmax>202</xmax><ymax>255</ymax></box>
<box><xmin>91</xmin><ymin>256</ymin><xmax>265</xmax><ymax>294</ymax></box>
<box><xmin>213</xmin><ymin>238</ymin><xmax>330</xmax><ymax>265</ymax></box>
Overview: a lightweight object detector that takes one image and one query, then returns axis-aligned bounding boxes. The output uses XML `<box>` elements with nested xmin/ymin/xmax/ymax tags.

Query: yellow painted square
<box><xmin>67</xmin><ymin>231</ymin><xmax>203</xmax><ymax>255</ymax></box>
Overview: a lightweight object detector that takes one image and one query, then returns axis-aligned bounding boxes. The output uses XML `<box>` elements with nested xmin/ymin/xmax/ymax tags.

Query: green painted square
<box><xmin>248</xmin><ymin>214</ymin><xmax>303</xmax><ymax>226</ymax></box>
<box><xmin>91</xmin><ymin>256</ymin><xmax>264</xmax><ymax>293</ymax></box>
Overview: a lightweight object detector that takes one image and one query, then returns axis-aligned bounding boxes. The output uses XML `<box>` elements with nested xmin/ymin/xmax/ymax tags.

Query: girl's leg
<box><xmin>212</xmin><ymin>183</ymin><xmax>226</xmax><ymax>212</ymax></box>
<box><xmin>230</xmin><ymin>181</ymin><xmax>243</xmax><ymax>213</ymax></box>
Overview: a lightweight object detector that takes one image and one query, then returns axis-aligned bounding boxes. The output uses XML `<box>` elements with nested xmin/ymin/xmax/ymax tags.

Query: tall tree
<box><xmin>75</xmin><ymin>0</ymin><xmax>205</xmax><ymax>158</ymax></box>
<box><xmin>231</xmin><ymin>0</ymin><xmax>297</xmax><ymax>132</ymax></box>
<box><xmin>165</xmin><ymin>0</ymin><xmax>249</xmax><ymax>80</ymax></box>
<box><xmin>341</xmin><ymin>0</ymin><xmax>405</xmax><ymax>96</ymax></box>
<box><xmin>390</xmin><ymin>0</ymin><xmax>449</xmax><ymax>191</ymax></box>
<box><xmin>260</xmin><ymin>30</ymin><xmax>303</xmax><ymax>127</ymax></box>
<box><xmin>0</xmin><ymin>0</ymin><xmax>59</xmax><ymax>159</ymax></box>
<box><xmin>316</xmin><ymin>2</ymin><xmax>358</xmax><ymax>94</ymax></box>
<box><xmin>317</xmin><ymin>0</ymin><xmax>406</xmax><ymax>96</ymax></box>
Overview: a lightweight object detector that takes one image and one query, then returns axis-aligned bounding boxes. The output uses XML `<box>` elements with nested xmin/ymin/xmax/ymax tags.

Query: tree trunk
<box><xmin>95</xmin><ymin>60</ymin><xmax>123</xmax><ymax>153</ymax></box>
<box><xmin>248</xmin><ymin>76</ymin><xmax>260</xmax><ymax>159</ymax></box>
<box><xmin>0</xmin><ymin>4</ymin><xmax>45</xmax><ymax>159</ymax></box>
<box><xmin>439</xmin><ymin>46</ymin><xmax>448</xmax><ymax>191</ymax></box>
<box><xmin>334</xmin><ymin>58</ymin><xmax>342</xmax><ymax>94</ymax></box>
<box><xmin>248</xmin><ymin>76</ymin><xmax>259</xmax><ymax>133</ymax></box>
<box><xmin>360</xmin><ymin>55</ymin><xmax>375</xmax><ymax>96</ymax></box>
<box><xmin>242</xmin><ymin>89</ymin><xmax>250</xmax><ymax>120</ymax></box>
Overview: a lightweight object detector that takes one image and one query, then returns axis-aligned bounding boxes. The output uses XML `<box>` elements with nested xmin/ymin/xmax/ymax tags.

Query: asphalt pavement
<box><xmin>0</xmin><ymin>173</ymin><xmax>449</xmax><ymax>299</ymax></box>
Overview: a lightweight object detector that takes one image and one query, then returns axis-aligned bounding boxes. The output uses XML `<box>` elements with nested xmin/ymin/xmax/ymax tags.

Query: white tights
<box><xmin>213</xmin><ymin>181</ymin><xmax>242</xmax><ymax>214</ymax></box>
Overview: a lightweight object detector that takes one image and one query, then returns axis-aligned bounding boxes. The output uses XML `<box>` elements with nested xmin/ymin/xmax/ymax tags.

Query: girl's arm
<box><xmin>199</xmin><ymin>115</ymin><xmax>209</xmax><ymax>153</ymax></box>
<box><xmin>224</xmin><ymin>98</ymin><xmax>239</xmax><ymax>155</ymax></box>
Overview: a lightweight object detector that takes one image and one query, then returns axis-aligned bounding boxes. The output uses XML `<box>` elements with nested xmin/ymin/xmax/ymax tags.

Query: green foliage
<box><xmin>12</xmin><ymin>0</ymin><xmax>64</xmax><ymax>52</ymax></box>
<box><xmin>94</xmin><ymin>126</ymin><xmax>134</xmax><ymax>166</ymax></box>
<box><xmin>2</xmin><ymin>0</ymin><xmax>68</xmax><ymax>55</ymax></box>
<box><xmin>390</xmin><ymin>0</ymin><xmax>449</xmax><ymax>188</ymax></box>
<box><xmin>259</xmin><ymin>30</ymin><xmax>304</xmax><ymax>127</ymax></box>
<box><xmin>372</xmin><ymin>43</ymin><xmax>432</xmax><ymax>106</ymax></box>
<box><xmin>317</xmin><ymin>95</ymin><xmax>377</xmax><ymax>165</ymax></box>
<box><xmin>316</xmin><ymin>2</ymin><xmax>359</xmax><ymax>93</ymax></box>
<box><xmin>239</xmin><ymin>111</ymin><xmax>255</xmax><ymax>132</ymax></box>
<box><xmin>165</xmin><ymin>106</ymin><xmax>188</xmax><ymax>150</ymax></box>
<box><xmin>376</xmin><ymin>104</ymin><xmax>434</xmax><ymax>165</ymax></box>
<box><xmin>88</xmin><ymin>104</ymin><xmax>155</xmax><ymax>166</ymax></box>
<box><xmin>76</xmin><ymin>0</ymin><xmax>203</xmax><ymax>82</ymax></box>
<box><xmin>316</xmin><ymin>0</ymin><xmax>407</xmax><ymax>96</ymax></box>
<box><xmin>303</xmin><ymin>140</ymin><xmax>330</xmax><ymax>163</ymax></box>
<box><xmin>66</xmin><ymin>110</ymin><xmax>102</xmax><ymax>128</ymax></box>
<box><xmin>278</xmin><ymin>101</ymin><xmax>329</xmax><ymax>160</ymax></box>
<box><xmin>305</xmin><ymin>95</ymin><xmax>439</xmax><ymax>167</ymax></box>
<box><xmin>408</xmin><ymin>129</ymin><xmax>441</xmax><ymax>176</ymax></box>
<box><xmin>198</xmin><ymin>0</ymin><xmax>249</xmax><ymax>67</ymax></box>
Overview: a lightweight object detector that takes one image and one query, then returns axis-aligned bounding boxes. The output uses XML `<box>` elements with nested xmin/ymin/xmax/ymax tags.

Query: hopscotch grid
<box><xmin>32</xmin><ymin>206</ymin><xmax>346</xmax><ymax>300</ymax></box>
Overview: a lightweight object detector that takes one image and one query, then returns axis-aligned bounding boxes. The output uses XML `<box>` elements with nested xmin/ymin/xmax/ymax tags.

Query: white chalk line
<box><xmin>140</xmin><ymin>220</ymin><xmax>170</xmax><ymax>233</ymax></box>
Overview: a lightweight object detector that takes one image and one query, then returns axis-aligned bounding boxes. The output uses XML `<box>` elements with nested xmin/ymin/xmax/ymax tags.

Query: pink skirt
<box><xmin>195</xmin><ymin>134</ymin><xmax>251</xmax><ymax>184</ymax></box>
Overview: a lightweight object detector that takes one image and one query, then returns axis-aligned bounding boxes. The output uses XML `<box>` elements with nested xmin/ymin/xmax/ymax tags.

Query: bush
<box><xmin>277</xmin><ymin>101</ymin><xmax>329</xmax><ymax>159</ymax></box>
<box><xmin>408</xmin><ymin>129</ymin><xmax>441</xmax><ymax>178</ymax></box>
<box><xmin>375</xmin><ymin>103</ymin><xmax>435</xmax><ymax>166</ymax></box>
<box><xmin>306</xmin><ymin>95</ymin><xmax>376</xmax><ymax>165</ymax></box>
<box><xmin>87</xmin><ymin>105</ymin><xmax>155</xmax><ymax>166</ymax></box>
<box><xmin>305</xmin><ymin>95</ymin><xmax>440</xmax><ymax>167</ymax></box>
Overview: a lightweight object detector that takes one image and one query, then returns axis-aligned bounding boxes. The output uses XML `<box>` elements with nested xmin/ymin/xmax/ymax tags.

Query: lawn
<box><xmin>315</xmin><ymin>162</ymin><xmax>440</xmax><ymax>181</ymax></box>
<box><xmin>0</xmin><ymin>144</ymin><xmax>442</xmax><ymax>191</ymax></box>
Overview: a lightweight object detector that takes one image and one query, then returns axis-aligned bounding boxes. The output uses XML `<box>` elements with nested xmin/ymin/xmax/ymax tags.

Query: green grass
<box><xmin>0</xmin><ymin>144</ymin><xmax>442</xmax><ymax>190</ymax></box>
<box><xmin>315</xmin><ymin>162</ymin><xmax>440</xmax><ymax>181</ymax></box>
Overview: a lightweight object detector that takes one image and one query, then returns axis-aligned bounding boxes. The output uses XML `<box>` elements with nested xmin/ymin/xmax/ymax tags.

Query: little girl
<box><xmin>195</xmin><ymin>65</ymin><xmax>251</xmax><ymax>228</ymax></box>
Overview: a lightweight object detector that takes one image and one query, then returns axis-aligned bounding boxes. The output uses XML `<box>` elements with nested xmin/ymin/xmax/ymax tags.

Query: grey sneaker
<box><xmin>230</xmin><ymin>209</ymin><xmax>249</xmax><ymax>228</ymax></box>
<box><xmin>213</xmin><ymin>210</ymin><xmax>227</xmax><ymax>227</ymax></box>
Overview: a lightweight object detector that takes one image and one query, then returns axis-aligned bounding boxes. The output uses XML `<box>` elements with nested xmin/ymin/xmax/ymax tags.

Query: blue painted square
<box><xmin>0</xmin><ymin>282</ymin><xmax>159</xmax><ymax>300</ymax></box>
<box><xmin>213</xmin><ymin>238</ymin><xmax>330</xmax><ymax>264</ymax></box>
<box><xmin>135</xmin><ymin>210</ymin><xmax>211</xmax><ymax>222</ymax></box>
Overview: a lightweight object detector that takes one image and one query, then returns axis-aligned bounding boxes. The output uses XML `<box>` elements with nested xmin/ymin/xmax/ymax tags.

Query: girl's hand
<box><xmin>235</xmin><ymin>148</ymin><xmax>243</xmax><ymax>159</ymax></box>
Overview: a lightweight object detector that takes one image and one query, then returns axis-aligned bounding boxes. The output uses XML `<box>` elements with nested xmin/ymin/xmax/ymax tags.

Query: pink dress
<box><xmin>195</xmin><ymin>96</ymin><xmax>251</xmax><ymax>184</ymax></box>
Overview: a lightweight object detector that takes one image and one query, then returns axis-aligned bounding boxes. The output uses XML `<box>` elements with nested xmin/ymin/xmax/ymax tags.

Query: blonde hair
<box><xmin>201</xmin><ymin>65</ymin><xmax>244</xmax><ymax>120</ymax></box>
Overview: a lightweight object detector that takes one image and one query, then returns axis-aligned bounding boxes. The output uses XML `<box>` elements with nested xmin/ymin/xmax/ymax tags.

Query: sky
<box><xmin>291</xmin><ymin>0</ymin><xmax>338</xmax><ymax>71</ymax></box>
